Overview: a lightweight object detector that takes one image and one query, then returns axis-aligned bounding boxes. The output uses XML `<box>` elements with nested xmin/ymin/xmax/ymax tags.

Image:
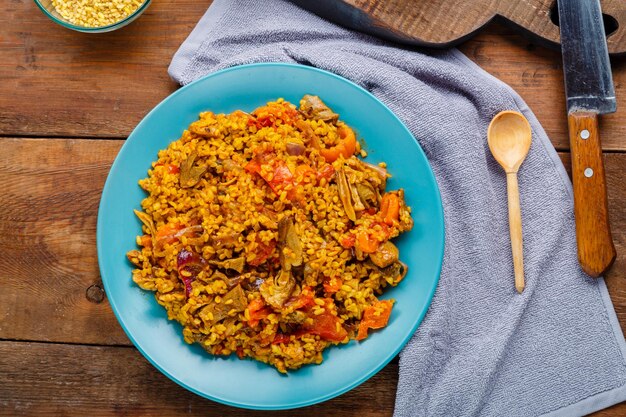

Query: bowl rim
<box><xmin>33</xmin><ymin>0</ymin><xmax>152</xmax><ymax>32</ymax></box>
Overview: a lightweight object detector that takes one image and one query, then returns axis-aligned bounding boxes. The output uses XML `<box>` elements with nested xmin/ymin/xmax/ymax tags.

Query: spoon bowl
<box><xmin>488</xmin><ymin>111</ymin><xmax>532</xmax><ymax>173</ymax></box>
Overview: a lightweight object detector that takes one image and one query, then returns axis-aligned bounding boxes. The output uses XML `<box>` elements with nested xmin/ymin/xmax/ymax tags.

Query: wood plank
<box><xmin>1</xmin><ymin>138</ymin><xmax>625</xmax><ymax>348</ymax></box>
<box><xmin>458</xmin><ymin>24</ymin><xmax>626</xmax><ymax>152</ymax></box>
<box><xmin>1</xmin><ymin>1</ymin><xmax>625</xmax><ymax>150</ymax></box>
<box><xmin>0</xmin><ymin>0</ymin><xmax>211</xmax><ymax>138</ymax></box>
<box><xmin>294</xmin><ymin>0</ymin><xmax>625</xmax><ymax>54</ymax></box>
<box><xmin>0</xmin><ymin>341</ymin><xmax>397</xmax><ymax>416</ymax></box>
<box><xmin>0</xmin><ymin>138</ymin><xmax>128</xmax><ymax>345</ymax></box>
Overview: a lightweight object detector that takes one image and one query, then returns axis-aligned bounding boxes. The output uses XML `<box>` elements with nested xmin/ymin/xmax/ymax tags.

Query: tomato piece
<box><xmin>317</xmin><ymin>164</ymin><xmax>335</xmax><ymax>181</ymax></box>
<box><xmin>252</xmin><ymin>102</ymin><xmax>299</xmax><ymax>128</ymax></box>
<box><xmin>267</xmin><ymin>162</ymin><xmax>294</xmax><ymax>193</ymax></box>
<box><xmin>294</xmin><ymin>164</ymin><xmax>316</xmax><ymax>184</ymax></box>
<box><xmin>305</xmin><ymin>303</ymin><xmax>348</xmax><ymax>342</ymax></box>
<box><xmin>155</xmin><ymin>163</ymin><xmax>180</xmax><ymax>174</ymax></box>
<box><xmin>323</xmin><ymin>277</ymin><xmax>343</xmax><ymax>294</ymax></box>
<box><xmin>248</xmin><ymin>239</ymin><xmax>276</xmax><ymax>267</ymax></box>
<box><xmin>356</xmin><ymin>300</ymin><xmax>394</xmax><ymax>341</ymax></box>
<box><xmin>272</xmin><ymin>333</ymin><xmax>291</xmax><ymax>345</ymax></box>
<box><xmin>246</xmin><ymin>156</ymin><xmax>295</xmax><ymax>195</ymax></box>
<box><xmin>285</xmin><ymin>287</ymin><xmax>315</xmax><ymax>310</ymax></box>
<box><xmin>247</xmin><ymin>299</ymin><xmax>271</xmax><ymax>328</ymax></box>
<box><xmin>245</xmin><ymin>159</ymin><xmax>262</xmax><ymax>174</ymax></box>
<box><xmin>339</xmin><ymin>234</ymin><xmax>356</xmax><ymax>249</ymax></box>
<box><xmin>236</xmin><ymin>347</ymin><xmax>245</xmax><ymax>359</ymax></box>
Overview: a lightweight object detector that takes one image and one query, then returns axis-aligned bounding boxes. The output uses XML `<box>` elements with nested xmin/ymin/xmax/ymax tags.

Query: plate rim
<box><xmin>97</xmin><ymin>62</ymin><xmax>445</xmax><ymax>410</ymax></box>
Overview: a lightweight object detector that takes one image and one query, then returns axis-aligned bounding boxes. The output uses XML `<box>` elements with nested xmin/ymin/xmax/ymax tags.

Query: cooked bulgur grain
<box><xmin>128</xmin><ymin>95</ymin><xmax>413</xmax><ymax>373</ymax></box>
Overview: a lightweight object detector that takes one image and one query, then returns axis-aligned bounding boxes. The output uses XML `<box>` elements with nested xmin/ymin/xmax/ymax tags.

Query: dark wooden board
<box><xmin>0</xmin><ymin>341</ymin><xmax>398</xmax><ymax>416</ymax></box>
<box><xmin>1</xmin><ymin>0</ymin><xmax>625</xmax><ymax>151</ymax></box>
<box><xmin>292</xmin><ymin>0</ymin><xmax>626</xmax><ymax>54</ymax></box>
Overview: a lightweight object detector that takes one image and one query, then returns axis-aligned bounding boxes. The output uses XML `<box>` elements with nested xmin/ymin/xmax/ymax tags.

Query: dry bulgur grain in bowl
<box><xmin>34</xmin><ymin>0</ymin><xmax>151</xmax><ymax>32</ymax></box>
<box><xmin>128</xmin><ymin>96</ymin><xmax>414</xmax><ymax>373</ymax></box>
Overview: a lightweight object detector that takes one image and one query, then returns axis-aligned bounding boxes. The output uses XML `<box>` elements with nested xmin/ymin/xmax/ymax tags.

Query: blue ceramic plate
<box><xmin>97</xmin><ymin>63</ymin><xmax>444</xmax><ymax>410</ymax></box>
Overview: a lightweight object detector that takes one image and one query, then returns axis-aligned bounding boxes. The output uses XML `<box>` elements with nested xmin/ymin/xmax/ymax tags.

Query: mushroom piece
<box><xmin>209</xmin><ymin>257</ymin><xmax>246</xmax><ymax>274</ymax></box>
<box><xmin>134</xmin><ymin>209</ymin><xmax>156</xmax><ymax>237</ymax></box>
<box><xmin>198</xmin><ymin>284</ymin><xmax>247</xmax><ymax>325</ymax></box>
<box><xmin>379</xmin><ymin>261</ymin><xmax>408</xmax><ymax>284</ymax></box>
<box><xmin>259</xmin><ymin>216</ymin><xmax>303</xmax><ymax>309</ymax></box>
<box><xmin>348</xmin><ymin>179</ymin><xmax>365</xmax><ymax>212</ymax></box>
<box><xmin>369</xmin><ymin>241</ymin><xmax>399</xmax><ymax>268</ymax></box>
<box><xmin>126</xmin><ymin>250</ymin><xmax>143</xmax><ymax>268</ymax></box>
<box><xmin>295</xmin><ymin>119</ymin><xmax>322</xmax><ymax>150</ymax></box>
<box><xmin>277</xmin><ymin>216</ymin><xmax>303</xmax><ymax>269</ymax></box>
<box><xmin>179</xmin><ymin>151</ymin><xmax>208</xmax><ymax>188</ymax></box>
<box><xmin>299</xmin><ymin>95</ymin><xmax>339</xmax><ymax>123</ymax></box>
<box><xmin>336</xmin><ymin>168</ymin><xmax>356</xmax><ymax>222</ymax></box>
<box><xmin>260</xmin><ymin>268</ymin><xmax>296</xmax><ymax>310</ymax></box>
<box><xmin>355</xmin><ymin>182</ymin><xmax>379</xmax><ymax>209</ymax></box>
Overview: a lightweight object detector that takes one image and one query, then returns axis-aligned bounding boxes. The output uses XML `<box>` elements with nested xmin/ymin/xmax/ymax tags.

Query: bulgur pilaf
<box><xmin>127</xmin><ymin>96</ymin><xmax>413</xmax><ymax>373</ymax></box>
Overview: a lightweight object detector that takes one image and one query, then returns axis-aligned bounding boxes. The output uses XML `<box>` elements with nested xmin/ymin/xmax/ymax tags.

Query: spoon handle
<box><xmin>506</xmin><ymin>172</ymin><xmax>525</xmax><ymax>293</ymax></box>
<box><xmin>568</xmin><ymin>112</ymin><xmax>616</xmax><ymax>277</ymax></box>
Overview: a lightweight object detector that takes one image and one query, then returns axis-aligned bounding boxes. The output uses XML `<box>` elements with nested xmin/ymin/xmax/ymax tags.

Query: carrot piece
<box><xmin>155</xmin><ymin>223</ymin><xmax>184</xmax><ymax>244</ymax></box>
<box><xmin>319</xmin><ymin>125</ymin><xmax>357</xmax><ymax>162</ymax></box>
<box><xmin>356</xmin><ymin>232</ymin><xmax>379</xmax><ymax>253</ymax></box>
<box><xmin>139</xmin><ymin>234</ymin><xmax>152</xmax><ymax>248</ymax></box>
<box><xmin>356</xmin><ymin>300</ymin><xmax>394</xmax><ymax>341</ymax></box>
<box><xmin>380</xmin><ymin>193</ymin><xmax>400</xmax><ymax>225</ymax></box>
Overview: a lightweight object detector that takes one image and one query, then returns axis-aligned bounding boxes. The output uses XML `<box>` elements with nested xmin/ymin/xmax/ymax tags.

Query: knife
<box><xmin>558</xmin><ymin>0</ymin><xmax>616</xmax><ymax>277</ymax></box>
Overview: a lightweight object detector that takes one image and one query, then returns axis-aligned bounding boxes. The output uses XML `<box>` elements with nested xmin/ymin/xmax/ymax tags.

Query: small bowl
<box><xmin>33</xmin><ymin>0</ymin><xmax>152</xmax><ymax>33</ymax></box>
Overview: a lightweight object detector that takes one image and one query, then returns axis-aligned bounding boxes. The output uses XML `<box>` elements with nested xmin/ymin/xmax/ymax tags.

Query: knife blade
<box><xmin>558</xmin><ymin>0</ymin><xmax>616</xmax><ymax>277</ymax></box>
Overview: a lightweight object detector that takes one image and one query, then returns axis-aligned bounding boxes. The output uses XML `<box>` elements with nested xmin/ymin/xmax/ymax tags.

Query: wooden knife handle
<box><xmin>568</xmin><ymin>111</ymin><xmax>616</xmax><ymax>277</ymax></box>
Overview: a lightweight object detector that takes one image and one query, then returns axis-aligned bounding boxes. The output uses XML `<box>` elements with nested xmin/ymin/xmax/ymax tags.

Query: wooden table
<box><xmin>1</xmin><ymin>1</ymin><xmax>625</xmax><ymax>415</ymax></box>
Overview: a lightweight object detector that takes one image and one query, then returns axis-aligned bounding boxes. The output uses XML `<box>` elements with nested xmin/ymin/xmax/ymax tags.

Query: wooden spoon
<box><xmin>487</xmin><ymin>111</ymin><xmax>532</xmax><ymax>293</ymax></box>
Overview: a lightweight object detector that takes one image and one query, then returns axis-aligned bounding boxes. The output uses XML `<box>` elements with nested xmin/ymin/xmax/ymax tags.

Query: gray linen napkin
<box><xmin>168</xmin><ymin>0</ymin><xmax>626</xmax><ymax>415</ymax></box>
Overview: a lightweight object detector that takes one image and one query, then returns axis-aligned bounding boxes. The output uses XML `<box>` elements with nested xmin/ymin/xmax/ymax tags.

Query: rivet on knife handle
<box><xmin>568</xmin><ymin>112</ymin><xmax>616</xmax><ymax>277</ymax></box>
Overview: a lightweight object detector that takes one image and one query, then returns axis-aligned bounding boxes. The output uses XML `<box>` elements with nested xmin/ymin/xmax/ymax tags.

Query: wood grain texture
<box><xmin>0</xmin><ymin>1</ymin><xmax>625</xmax><ymax>151</ymax></box>
<box><xmin>568</xmin><ymin>112</ymin><xmax>616</xmax><ymax>277</ymax></box>
<box><xmin>0</xmin><ymin>0</ymin><xmax>211</xmax><ymax>138</ymax></box>
<box><xmin>457</xmin><ymin>25</ymin><xmax>626</xmax><ymax>152</ymax></box>
<box><xmin>295</xmin><ymin>0</ymin><xmax>625</xmax><ymax>54</ymax></box>
<box><xmin>1</xmin><ymin>0</ymin><xmax>626</xmax><ymax>414</ymax></box>
<box><xmin>506</xmin><ymin>172</ymin><xmax>525</xmax><ymax>293</ymax></box>
<box><xmin>0</xmin><ymin>138</ymin><xmax>128</xmax><ymax>345</ymax></box>
<box><xmin>1</xmin><ymin>138</ymin><xmax>625</xmax><ymax>345</ymax></box>
<box><xmin>0</xmin><ymin>341</ymin><xmax>398</xmax><ymax>416</ymax></box>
